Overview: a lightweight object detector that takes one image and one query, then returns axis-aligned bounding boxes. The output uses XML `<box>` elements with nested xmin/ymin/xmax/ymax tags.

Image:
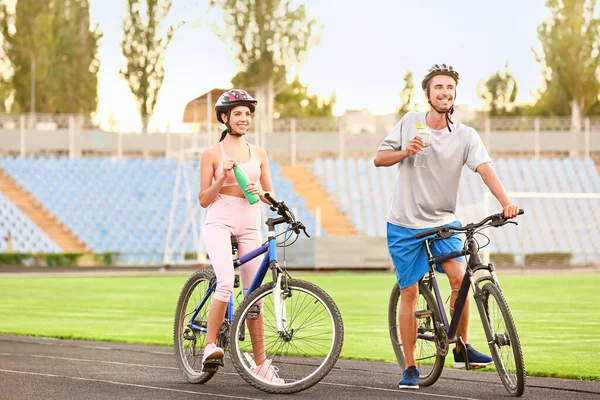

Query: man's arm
<box><xmin>374</xmin><ymin>136</ymin><xmax>426</xmax><ymax>167</ymax></box>
<box><xmin>476</xmin><ymin>162</ymin><xmax>520</xmax><ymax>218</ymax></box>
<box><xmin>374</xmin><ymin>149</ymin><xmax>410</xmax><ymax>167</ymax></box>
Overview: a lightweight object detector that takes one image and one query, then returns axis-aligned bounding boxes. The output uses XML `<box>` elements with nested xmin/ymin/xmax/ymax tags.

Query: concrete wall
<box><xmin>274</xmin><ymin>236</ymin><xmax>391</xmax><ymax>270</ymax></box>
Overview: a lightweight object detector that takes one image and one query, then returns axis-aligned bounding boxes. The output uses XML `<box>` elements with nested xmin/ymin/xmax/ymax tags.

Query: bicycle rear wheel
<box><xmin>229</xmin><ymin>279</ymin><xmax>344</xmax><ymax>394</ymax></box>
<box><xmin>388</xmin><ymin>281</ymin><xmax>445</xmax><ymax>386</ymax></box>
<box><xmin>479</xmin><ymin>282</ymin><xmax>525</xmax><ymax>397</ymax></box>
<box><xmin>173</xmin><ymin>269</ymin><xmax>217</xmax><ymax>384</ymax></box>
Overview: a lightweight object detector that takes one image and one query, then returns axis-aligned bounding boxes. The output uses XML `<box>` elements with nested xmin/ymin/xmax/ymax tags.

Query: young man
<box><xmin>373</xmin><ymin>64</ymin><xmax>520</xmax><ymax>389</ymax></box>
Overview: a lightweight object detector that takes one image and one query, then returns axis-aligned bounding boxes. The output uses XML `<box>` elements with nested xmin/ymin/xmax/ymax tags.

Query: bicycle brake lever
<box><xmin>505</xmin><ymin>221</ymin><xmax>518</xmax><ymax>226</ymax></box>
<box><xmin>490</xmin><ymin>215</ymin><xmax>505</xmax><ymax>227</ymax></box>
<box><xmin>439</xmin><ymin>227</ymin><xmax>452</xmax><ymax>239</ymax></box>
<box><xmin>302</xmin><ymin>227</ymin><xmax>311</xmax><ymax>238</ymax></box>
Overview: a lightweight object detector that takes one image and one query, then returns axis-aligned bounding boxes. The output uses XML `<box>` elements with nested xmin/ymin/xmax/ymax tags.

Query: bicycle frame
<box><xmin>422</xmin><ymin>235</ymin><xmax>500</xmax><ymax>344</ymax></box>
<box><xmin>188</xmin><ymin>217</ymin><xmax>283</xmax><ymax>334</ymax></box>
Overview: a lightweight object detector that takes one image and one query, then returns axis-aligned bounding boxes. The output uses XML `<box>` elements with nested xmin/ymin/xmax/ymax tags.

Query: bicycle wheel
<box><xmin>229</xmin><ymin>279</ymin><xmax>344</xmax><ymax>394</ymax></box>
<box><xmin>388</xmin><ymin>281</ymin><xmax>445</xmax><ymax>386</ymax></box>
<box><xmin>479</xmin><ymin>282</ymin><xmax>525</xmax><ymax>397</ymax></box>
<box><xmin>173</xmin><ymin>269</ymin><xmax>217</xmax><ymax>384</ymax></box>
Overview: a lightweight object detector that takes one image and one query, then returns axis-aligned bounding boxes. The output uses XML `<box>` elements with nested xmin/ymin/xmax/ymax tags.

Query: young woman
<box><xmin>198</xmin><ymin>89</ymin><xmax>283</xmax><ymax>383</ymax></box>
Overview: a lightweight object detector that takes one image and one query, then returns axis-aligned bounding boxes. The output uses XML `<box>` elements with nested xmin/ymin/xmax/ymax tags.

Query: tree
<box><xmin>397</xmin><ymin>71</ymin><xmax>415</xmax><ymax>116</ymax></box>
<box><xmin>210</xmin><ymin>0</ymin><xmax>319</xmax><ymax>134</ymax></box>
<box><xmin>534</xmin><ymin>0</ymin><xmax>600</xmax><ymax>130</ymax></box>
<box><xmin>477</xmin><ymin>61</ymin><xmax>518</xmax><ymax>116</ymax></box>
<box><xmin>0</xmin><ymin>0</ymin><xmax>101</xmax><ymax>115</ymax></box>
<box><xmin>523</xmin><ymin>78</ymin><xmax>571</xmax><ymax>116</ymax></box>
<box><xmin>120</xmin><ymin>0</ymin><xmax>183</xmax><ymax>133</ymax></box>
<box><xmin>274</xmin><ymin>76</ymin><xmax>334</xmax><ymax>118</ymax></box>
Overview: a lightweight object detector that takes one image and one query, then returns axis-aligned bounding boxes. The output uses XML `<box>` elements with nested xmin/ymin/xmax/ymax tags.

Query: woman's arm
<box><xmin>198</xmin><ymin>148</ymin><xmax>226</xmax><ymax>208</ymax></box>
<box><xmin>247</xmin><ymin>147</ymin><xmax>275</xmax><ymax>204</ymax></box>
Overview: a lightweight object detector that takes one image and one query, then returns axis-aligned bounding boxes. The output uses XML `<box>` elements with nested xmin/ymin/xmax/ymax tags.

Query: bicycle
<box><xmin>173</xmin><ymin>193</ymin><xmax>344</xmax><ymax>394</ymax></box>
<box><xmin>388</xmin><ymin>210</ymin><xmax>526</xmax><ymax>397</ymax></box>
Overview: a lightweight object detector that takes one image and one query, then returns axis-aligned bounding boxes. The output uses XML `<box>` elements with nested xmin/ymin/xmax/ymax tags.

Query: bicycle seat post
<box><xmin>231</xmin><ymin>235</ymin><xmax>240</xmax><ymax>288</ymax></box>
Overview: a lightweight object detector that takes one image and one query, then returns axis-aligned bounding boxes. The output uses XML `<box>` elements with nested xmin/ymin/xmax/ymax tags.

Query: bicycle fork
<box><xmin>273</xmin><ymin>273</ymin><xmax>290</xmax><ymax>334</ymax></box>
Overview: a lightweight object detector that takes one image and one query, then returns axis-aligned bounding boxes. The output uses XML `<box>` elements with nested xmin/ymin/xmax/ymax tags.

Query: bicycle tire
<box><xmin>388</xmin><ymin>281</ymin><xmax>445</xmax><ymax>386</ymax></box>
<box><xmin>173</xmin><ymin>269</ymin><xmax>217</xmax><ymax>384</ymax></box>
<box><xmin>479</xmin><ymin>282</ymin><xmax>525</xmax><ymax>397</ymax></box>
<box><xmin>229</xmin><ymin>279</ymin><xmax>344</xmax><ymax>394</ymax></box>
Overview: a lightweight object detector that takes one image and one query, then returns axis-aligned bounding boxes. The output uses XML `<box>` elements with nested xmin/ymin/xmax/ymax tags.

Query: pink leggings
<box><xmin>203</xmin><ymin>194</ymin><xmax>263</xmax><ymax>302</ymax></box>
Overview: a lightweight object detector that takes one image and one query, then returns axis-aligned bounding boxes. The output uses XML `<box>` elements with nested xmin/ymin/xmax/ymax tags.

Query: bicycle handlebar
<box><xmin>414</xmin><ymin>209</ymin><xmax>524</xmax><ymax>240</ymax></box>
<box><xmin>264</xmin><ymin>193</ymin><xmax>310</xmax><ymax>237</ymax></box>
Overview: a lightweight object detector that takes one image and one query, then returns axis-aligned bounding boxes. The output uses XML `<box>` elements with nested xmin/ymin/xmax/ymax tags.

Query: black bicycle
<box><xmin>388</xmin><ymin>210</ymin><xmax>526</xmax><ymax>397</ymax></box>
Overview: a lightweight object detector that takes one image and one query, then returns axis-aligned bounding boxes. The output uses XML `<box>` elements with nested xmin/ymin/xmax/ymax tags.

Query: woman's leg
<box><xmin>203</xmin><ymin>223</ymin><xmax>235</xmax><ymax>345</ymax></box>
<box><xmin>237</xmin><ymin>229</ymin><xmax>267</xmax><ymax>366</ymax></box>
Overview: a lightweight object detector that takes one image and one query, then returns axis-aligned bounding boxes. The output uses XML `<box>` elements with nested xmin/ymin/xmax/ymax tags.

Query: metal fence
<box><xmin>1</xmin><ymin>113</ymin><xmax>599</xmax><ymax>163</ymax></box>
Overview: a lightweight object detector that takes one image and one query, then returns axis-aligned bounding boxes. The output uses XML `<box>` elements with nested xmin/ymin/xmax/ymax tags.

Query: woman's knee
<box><xmin>214</xmin><ymin>280</ymin><xmax>234</xmax><ymax>302</ymax></box>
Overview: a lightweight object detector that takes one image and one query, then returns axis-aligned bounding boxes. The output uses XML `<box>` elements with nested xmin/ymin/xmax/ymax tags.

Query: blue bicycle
<box><xmin>173</xmin><ymin>193</ymin><xmax>344</xmax><ymax>394</ymax></box>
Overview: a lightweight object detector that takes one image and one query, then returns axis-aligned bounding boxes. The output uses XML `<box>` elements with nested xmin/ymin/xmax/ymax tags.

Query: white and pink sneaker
<box><xmin>251</xmin><ymin>359</ymin><xmax>285</xmax><ymax>383</ymax></box>
<box><xmin>201</xmin><ymin>343</ymin><xmax>224</xmax><ymax>372</ymax></box>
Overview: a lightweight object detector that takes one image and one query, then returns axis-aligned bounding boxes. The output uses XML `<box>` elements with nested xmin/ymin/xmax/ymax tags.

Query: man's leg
<box><xmin>399</xmin><ymin>282</ymin><xmax>419</xmax><ymax>367</ymax></box>
<box><xmin>440</xmin><ymin>259</ymin><xmax>469</xmax><ymax>344</ymax></box>
<box><xmin>440</xmin><ymin>258</ymin><xmax>493</xmax><ymax>368</ymax></box>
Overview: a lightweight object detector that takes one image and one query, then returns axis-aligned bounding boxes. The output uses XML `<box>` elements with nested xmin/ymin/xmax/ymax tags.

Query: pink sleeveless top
<box><xmin>214</xmin><ymin>142</ymin><xmax>261</xmax><ymax>186</ymax></box>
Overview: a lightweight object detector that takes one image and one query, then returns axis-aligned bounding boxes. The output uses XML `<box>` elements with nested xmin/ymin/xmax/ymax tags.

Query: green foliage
<box><xmin>489</xmin><ymin>253</ymin><xmax>516</xmax><ymax>267</ymax></box>
<box><xmin>120</xmin><ymin>0</ymin><xmax>183</xmax><ymax>133</ymax></box>
<box><xmin>0</xmin><ymin>253</ymin><xmax>32</xmax><ymax>265</ymax></box>
<box><xmin>0</xmin><ymin>252</ymin><xmax>84</xmax><ymax>266</ymax></box>
<box><xmin>274</xmin><ymin>76</ymin><xmax>334</xmax><ymax>118</ymax></box>
<box><xmin>211</xmin><ymin>0</ymin><xmax>319</xmax><ymax>88</ymax></box>
<box><xmin>524</xmin><ymin>252</ymin><xmax>572</xmax><ymax>267</ymax></box>
<box><xmin>523</xmin><ymin>79</ymin><xmax>571</xmax><ymax>116</ymax></box>
<box><xmin>478</xmin><ymin>61</ymin><xmax>519</xmax><ymax>116</ymax></box>
<box><xmin>531</xmin><ymin>0</ymin><xmax>600</xmax><ymax>116</ymax></box>
<box><xmin>0</xmin><ymin>0</ymin><xmax>102</xmax><ymax>114</ymax></box>
<box><xmin>397</xmin><ymin>71</ymin><xmax>416</xmax><ymax>116</ymax></box>
<box><xmin>94</xmin><ymin>252</ymin><xmax>119</xmax><ymax>266</ymax></box>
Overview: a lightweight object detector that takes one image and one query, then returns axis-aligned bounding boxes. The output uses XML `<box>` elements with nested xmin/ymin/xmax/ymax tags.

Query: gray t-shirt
<box><xmin>378</xmin><ymin>111</ymin><xmax>491</xmax><ymax>229</ymax></box>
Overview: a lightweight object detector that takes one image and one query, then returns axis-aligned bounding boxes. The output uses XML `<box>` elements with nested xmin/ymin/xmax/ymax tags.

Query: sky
<box><xmin>88</xmin><ymin>0</ymin><xmax>551</xmax><ymax>132</ymax></box>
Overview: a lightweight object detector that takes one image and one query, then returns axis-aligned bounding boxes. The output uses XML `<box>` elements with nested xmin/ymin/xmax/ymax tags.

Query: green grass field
<box><xmin>0</xmin><ymin>271</ymin><xmax>598</xmax><ymax>380</ymax></box>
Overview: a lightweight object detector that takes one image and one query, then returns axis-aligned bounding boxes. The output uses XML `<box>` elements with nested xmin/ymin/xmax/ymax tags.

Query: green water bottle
<box><xmin>233</xmin><ymin>165</ymin><xmax>260</xmax><ymax>205</ymax></box>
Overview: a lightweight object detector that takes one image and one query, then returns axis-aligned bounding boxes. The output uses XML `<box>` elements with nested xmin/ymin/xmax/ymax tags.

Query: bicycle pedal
<box><xmin>415</xmin><ymin>310</ymin><xmax>432</xmax><ymax>318</ymax></box>
<box><xmin>202</xmin><ymin>359</ymin><xmax>221</xmax><ymax>372</ymax></box>
<box><xmin>247</xmin><ymin>305</ymin><xmax>261</xmax><ymax>320</ymax></box>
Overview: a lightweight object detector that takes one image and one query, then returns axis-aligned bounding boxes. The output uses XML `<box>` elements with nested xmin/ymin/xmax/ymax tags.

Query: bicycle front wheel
<box><xmin>388</xmin><ymin>281</ymin><xmax>445</xmax><ymax>387</ymax></box>
<box><xmin>479</xmin><ymin>282</ymin><xmax>525</xmax><ymax>397</ymax></box>
<box><xmin>229</xmin><ymin>279</ymin><xmax>344</xmax><ymax>394</ymax></box>
<box><xmin>173</xmin><ymin>269</ymin><xmax>217</xmax><ymax>384</ymax></box>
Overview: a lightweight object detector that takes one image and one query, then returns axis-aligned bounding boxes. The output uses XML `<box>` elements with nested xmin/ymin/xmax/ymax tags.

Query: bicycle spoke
<box><xmin>229</xmin><ymin>279</ymin><xmax>343</xmax><ymax>394</ymax></box>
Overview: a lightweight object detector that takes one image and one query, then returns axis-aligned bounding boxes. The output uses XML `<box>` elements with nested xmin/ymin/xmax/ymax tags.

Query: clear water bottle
<box><xmin>414</xmin><ymin>132</ymin><xmax>431</xmax><ymax>168</ymax></box>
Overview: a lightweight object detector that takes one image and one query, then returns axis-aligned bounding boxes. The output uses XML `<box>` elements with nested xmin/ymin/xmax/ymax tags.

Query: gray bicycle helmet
<box><xmin>421</xmin><ymin>64</ymin><xmax>459</xmax><ymax>131</ymax></box>
<box><xmin>421</xmin><ymin>64</ymin><xmax>459</xmax><ymax>90</ymax></box>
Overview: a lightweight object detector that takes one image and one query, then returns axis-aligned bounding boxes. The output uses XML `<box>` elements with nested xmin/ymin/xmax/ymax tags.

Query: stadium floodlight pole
<box><xmin>2</xmin><ymin>43</ymin><xmax>36</xmax><ymax>118</ymax></box>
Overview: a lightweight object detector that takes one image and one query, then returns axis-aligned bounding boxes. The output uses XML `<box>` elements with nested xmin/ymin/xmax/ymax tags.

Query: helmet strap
<box><xmin>426</xmin><ymin>95</ymin><xmax>455</xmax><ymax>133</ymax></box>
<box><xmin>224</xmin><ymin>110</ymin><xmax>243</xmax><ymax>137</ymax></box>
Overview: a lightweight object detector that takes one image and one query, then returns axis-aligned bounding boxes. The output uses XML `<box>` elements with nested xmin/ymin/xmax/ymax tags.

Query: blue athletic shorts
<box><xmin>387</xmin><ymin>221</ymin><xmax>466</xmax><ymax>289</ymax></box>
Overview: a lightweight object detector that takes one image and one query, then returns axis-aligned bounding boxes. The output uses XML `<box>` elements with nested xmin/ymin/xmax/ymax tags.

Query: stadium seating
<box><xmin>312</xmin><ymin>156</ymin><xmax>600</xmax><ymax>265</ymax></box>
<box><xmin>0</xmin><ymin>191</ymin><xmax>60</xmax><ymax>253</ymax></box>
<box><xmin>0</xmin><ymin>155</ymin><xmax>323</xmax><ymax>264</ymax></box>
